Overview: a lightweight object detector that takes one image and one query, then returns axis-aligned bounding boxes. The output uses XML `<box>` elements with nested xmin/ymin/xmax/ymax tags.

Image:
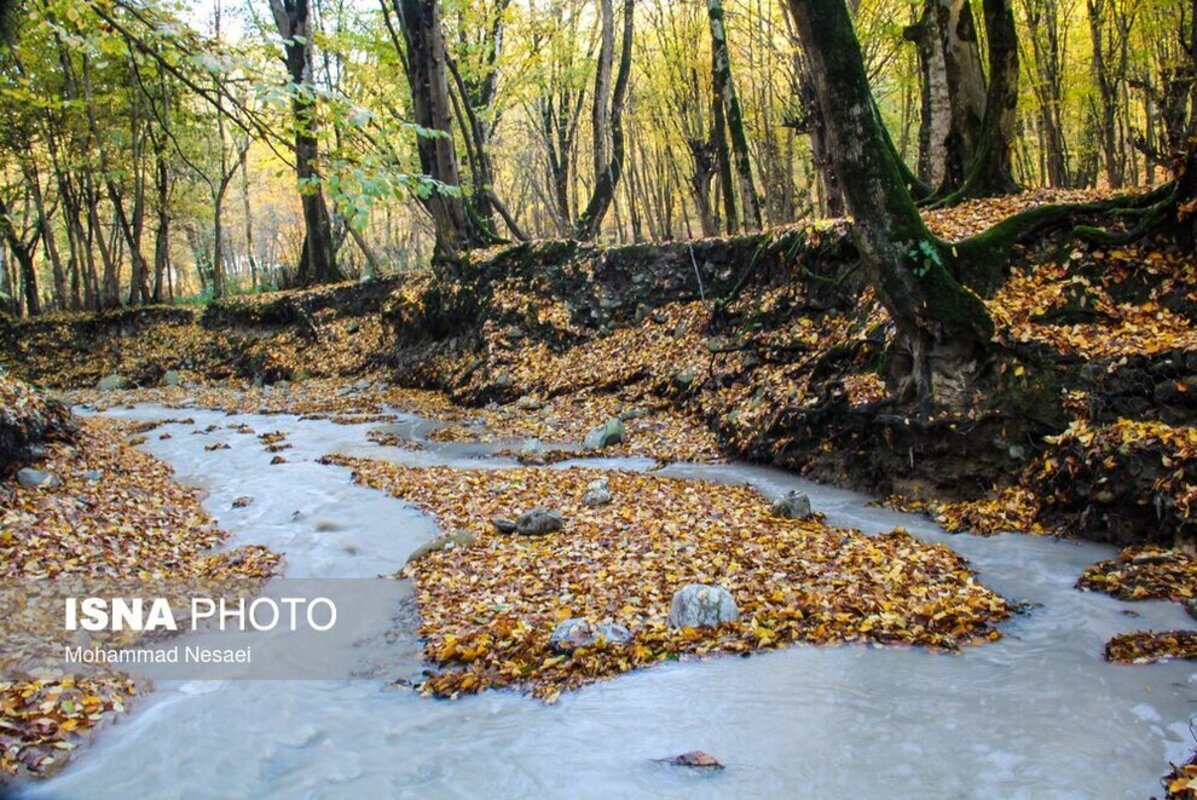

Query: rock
<box><xmin>81</xmin><ymin>470</ymin><xmax>102</xmax><ymax>482</ymax></box>
<box><xmin>583</xmin><ymin>417</ymin><xmax>625</xmax><ymax>450</ymax></box>
<box><xmin>651</xmin><ymin>310</ymin><xmax>669</xmax><ymax>324</ymax></box>
<box><xmin>518</xmin><ymin>439</ymin><xmax>547</xmax><ymax>466</ymax></box>
<box><xmin>1187</xmin><ymin>599</ymin><xmax>1197</xmax><ymax>622</ymax></box>
<box><xmin>515</xmin><ymin>395</ymin><xmax>543</xmax><ymax>411</ymax></box>
<box><xmin>668</xmin><ymin>584</ymin><xmax>739</xmax><ymax>629</ymax></box>
<box><xmin>270</xmin><ymin>455</ymin><xmax>287</xmax><ymax>465</ymax></box>
<box><xmin>346</xmin><ymin>322</ymin><xmax>361</xmax><ymax>334</ymax></box>
<box><xmin>515</xmin><ymin>507</ymin><xmax>563</xmax><ymax>536</ymax></box>
<box><xmin>160</xmin><ymin>370</ymin><xmax>181</xmax><ymax>387</ymax></box>
<box><xmin>582</xmin><ymin>478</ymin><xmax>612</xmax><ymax>506</ymax></box>
<box><xmin>619</xmin><ymin>407</ymin><xmax>650</xmax><ymax>421</ymax></box>
<box><xmin>17</xmin><ymin>468</ymin><xmax>58</xmax><ymax>488</ymax></box>
<box><xmin>549</xmin><ymin>618</ymin><xmax>632</xmax><ymax>654</ymax></box>
<box><xmin>673</xmin><ymin>368</ymin><xmax>697</xmax><ymax>389</ymax></box>
<box><xmin>658</xmin><ymin>751</ymin><xmax>724</xmax><ymax>770</ymax></box>
<box><xmin>406</xmin><ymin>529</ymin><xmax>477</xmax><ymax>565</ymax></box>
<box><xmin>354</xmin><ymin>379</ymin><xmax>371</xmax><ymax>391</ymax></box>
<box><xmin>494</xmin><ymin>374</ymin><xmax>514</xmax><ymax>389</ymax></box>
<box><xmin>337</xmin><ymin>387</ymin><xmax>354</xmax><ymax>397</ymax></box>
<box><xmin>232</xmin><ymin>496</ymin><xmax>254</xmax><ymax>509</ymax></box>
<box><xmin>771</xmin><ymin>490</ymin><xmax>812</xmax><ymax>519</ymax></box>
<box><xmin>492</xmin><ymin>517</ymin><xmax>518</xmax><ymax>534</ymax></box>
<box><xmin>96</xmin><ymin>374</ymin><xmax>127</xmax><ymax>391</ymax></box>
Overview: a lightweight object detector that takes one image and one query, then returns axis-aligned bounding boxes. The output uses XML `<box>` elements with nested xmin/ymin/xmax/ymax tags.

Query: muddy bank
<box><xmin>4</xmin><ymin>210</ymin><xmax>1196</xmax><ymax>548</ymax></box>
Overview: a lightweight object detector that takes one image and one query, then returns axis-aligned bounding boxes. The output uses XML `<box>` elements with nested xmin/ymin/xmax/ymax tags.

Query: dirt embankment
<box><xmin>4</xmin><ymin>198</ymin><xmax>1196</xmax><ymax>548</ymax></box>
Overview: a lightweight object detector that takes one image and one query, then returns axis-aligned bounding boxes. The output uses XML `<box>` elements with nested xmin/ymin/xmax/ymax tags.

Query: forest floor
<box><xmin>2</xmin><ymin>190</ymin><xmax>1196</xmax><ymax>790</ymax></box>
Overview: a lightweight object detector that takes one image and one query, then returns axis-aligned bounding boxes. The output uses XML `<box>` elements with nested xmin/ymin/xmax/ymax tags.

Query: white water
<box><xmin>21</xmin><ymin>404</ymin><xmax>1197</xmax><ymax>799</ymax></box>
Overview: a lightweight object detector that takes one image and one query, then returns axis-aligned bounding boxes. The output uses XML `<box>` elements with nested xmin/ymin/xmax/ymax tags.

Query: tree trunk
<box><xmin>573</xmin><ymin>0</ymin><xmax>634</xmax><ymax>241</ymax></box>
<box><xmin>904</xmin><ymin>0</ymin><xmax>952</xmax><ymax>187</ymax></box>
<box><xmin>708</xmin><ymin>0</ymin><xmax>762</xmax><ymax>230</ymax></box>
<box><xmin>933</xmin><ymin>0</ymin><xmax>987</xmax><ymax>192</ymax></box>
<box><xmin>22</xmin><ymin>163</ymin><xmax>65</xmax><ymax>309</ymax></box>
<box><xmin>389</xmin><ymin>0</ymin><xmax>482</xmax><ymax>264</ymax></box>
<box><xmin>940</xmin><ymin>0</ymin><xmax>1022</xmax><ymax>201</ymax></box>
<box><xmin>785</xmin><ymin>0</ymin><xmax>993</xmax><ymax>409</ymax></box>
<box><xmin>0</xmin><ymin>199</ymin><xmax>40</xmax><ymax>317</ymax></box>
<box><xmin>269</xmin><ymin>0</ymin><xmax>341</xmax><ymax>286</ymax></box>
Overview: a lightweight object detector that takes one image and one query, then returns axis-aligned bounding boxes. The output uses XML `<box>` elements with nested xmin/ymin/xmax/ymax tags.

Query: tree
<box><xmin>384</xmin><ymin>0</ymin><xmax>489</xmax><ymax>263</ymax></box>
<box><xmin>269</xmin><ymin>0</ymin><xmax>342</xmax><ymax>285</ymax></box>
<box><xmin>708</xmin><ymin>0</ymin><xmax>762</xmax><ymax>231</ymax></box>
<box><xmin>786</xmin><ymin>0</ymin><xmax>993</xmax><ymax>408</ymax></box>
<box><xmin>573</xmin><ymin>0</ymin><xmax>634</xmax><ymax>241</ymax></box>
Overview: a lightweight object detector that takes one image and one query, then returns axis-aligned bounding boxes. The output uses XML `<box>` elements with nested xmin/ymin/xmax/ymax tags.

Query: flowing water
<box><xmin>18</xmin><ymin>404</ymin><xmax>1197</xmax><ymax>799</ymax></box>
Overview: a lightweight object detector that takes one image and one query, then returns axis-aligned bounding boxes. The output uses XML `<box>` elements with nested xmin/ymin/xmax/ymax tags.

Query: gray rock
<box><xmin>668</xmin><ymin>584</ymin><xmax>739</xmax><ymax>629</ymax></box>
<box><xmin>582</xmin><ymin>478</ymin><xmax>612</xmax><ymax>507</ymax></box>
<box><xmin>549</xmin><ymin>618</ymin><xmax>632</xmax><ymax>654</ymax></box>
<box><xmin>771</xmin><ymin>490</ymin><xmax>812</xmax><ymax>519</ymax></box>
<box><xmin>492</xmin><ymin>517</ymin><xmax>518</xmax><ymax>534</ymax></box>
<box><xmin>515</xmin><ymin>395</ymin><xmax>543</xmax><ymax>411</ymax></box>
<box><xmin>346</xmin><ymin>322</ymin><xmax>361</xmax><ymax>334</ymax></box>
<box><xmin>81</xmin><ymin>470</ymin><xmax>102</xmax><ymax>482</ymax></box>
<box><xmin>1187</xmin><ymin>599</ymin><xmax>1197</xmax><ymax>622</ymax></box>
<box><xmin>96</xmin><ymin>374</ymin><xmax>127</xmax><ymax>391</ymax></box>
<box><xmin>406</xmin><ymin>529</ymin><xmax>477</xmax><ymax>565</ymax></box>
<box><xmin>583</xmin><ymin>417</ymin><xmax>625</xmax><ymax>450</ymax></box>
<box><xmin>673</xmin><ymin>368</ymin><xmax>697</xmax><ymax>389</ymax></box>
<box><xmin>160</xmin><ymin>370</ymin><xmax>181</xmax><ymax>387</ymax></box>
<box><xmin>354</xmin><ymin>379</ymin><xmax>371</xmax><ymax>391</ymax></box>
<box><xmin>515</xmin><ymin>507</ymin><xmax>563</xmax><ymax>536</ymax></box>
<box><xmin>17</xmin><ymin>468</ymin><xmax>59</xmax><ymax>488</ymax></box>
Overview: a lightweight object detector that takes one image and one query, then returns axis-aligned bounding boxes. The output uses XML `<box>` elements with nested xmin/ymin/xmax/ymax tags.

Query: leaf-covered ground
<box><xmin>0</xmin><ymin>385</ymin><xmax>281</xmax><ymax>780</ymax></box>
<box><xmin>325</xmin><ymin>455</ymin><xmax>1009</xmax><ymax>701</ymax></box>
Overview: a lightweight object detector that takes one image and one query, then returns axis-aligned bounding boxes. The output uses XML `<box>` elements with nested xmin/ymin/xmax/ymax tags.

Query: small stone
<box><xmin>515</xmin><ymin>507</ymin><xmax>563</xmax><ymax>536</ymax></box>
<box><xmin>270</xmin><ymin>455</ymin><xmax>287</xmax><ymax>465</ymax></box>
<box><xmin>660</xmin><ymin>751</ymin><xmax>724</xmax><ymax>770</ymax></box>
<box><xmin>160</xmin><ymin>370</ymin><xmax>181</xmax><ymax>387</ymax></box>
<box><xmin>668</xmin><ymin>584</ymin><xmax>739</xmax><ymax>629</ymax></box>
<box><xmin>354</xmin><ymin>379</ymin><xmax>371</xmax><ymax>391</ymax></box>
<box><xmin>492</xmin><ymin>517</ymin><xmax>518</xmax><ymax>534</ymax></box>
<box><xmin>651</xmin><ymin>311</ymin><xmax>669</xmax><ymax>324</ymax></box>
<box><xmin>346</xmin><ymin>322</ymin><xmax>361</xmax><ymax>334</ymax></box>
<box><xmin>515</xmin><ymin>395</ymin><xmax>543</xmax><ymax>411</ymax></box>
<box><xmin>582</xmin><ymin>478</ymin><xmax>612</xmax><ymax>506</ymax></box>
<box><xmin>96</xmin><ymin>374</ymin><xmax>127</xmax><ymax>391</ymax></box>
<box><xmin>673</xmin><ymin>368</ymin><xmax>696</xmax><ymax>389</ymax></box>
<box><xmin>771</xmin><ymin>490</ymin><xmax>812</xmax><ymax>519</ymax></box>
<box><xmin>81</xmin><ymin>470</ymin><xmax>102</xmax><ymax>482</ymax></box>
<box><xmin>583</xmin><ymin>417</ymin><xmax>625</xmax><ymax>450</ymax></box>
<box><xmin>406</xmin><ymin>529</ymin><xmax>476</xmax><ymax>565</ymax></box>
<box><xmin>549</xmin><ymin>618</ymin><xmax>632</xmax><ymax>654</ymax></box>
<box><xmin>232</xmin><ymin>496</ymin><xmax>254</xmax><ymax>509</ymax></box>
<box><xmin>17</xmin><ymin>468</ymin><xmax>58</xmax><ymax>488</ymax></box>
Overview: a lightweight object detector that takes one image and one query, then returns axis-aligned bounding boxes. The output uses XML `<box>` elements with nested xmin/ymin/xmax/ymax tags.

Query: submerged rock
<box><xmin>658</xmin><ymin>750</ymin><xmax>725</xmax><ymax>770</ymax></box>
<box><xmin>771</xmin><ymin>490</ymin><xmax>812</xmax><ymax>519</ymax></box>
<box><xmin>548</xmin><ymin>618</ymin><xmax>632</xmax><ymax>654</ymax></box>
<box><xmin>668</xmin><ymin>584</ymin><xmax>739</xmax><ymax>629</ymax></box>
<box><xmin>515</xmin><ymin>507</ymin><xmax>563</xmax><ymax>536</ymax></box>
<box><xmin>582</xmin><ymin>478</ymin><xmax>612</xmax><ymax>506</ymax></box>
<box><xmin>583</xmin><ymin>417</ymin><xmax>625</xmax><ymax>450</ymax></box>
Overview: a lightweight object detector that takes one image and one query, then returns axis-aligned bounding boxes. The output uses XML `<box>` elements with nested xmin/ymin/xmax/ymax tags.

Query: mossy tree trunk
<box><xmin>786</xmin><ymin>0</ymin><xmax>994</xmax><ymax>410</ymax></box>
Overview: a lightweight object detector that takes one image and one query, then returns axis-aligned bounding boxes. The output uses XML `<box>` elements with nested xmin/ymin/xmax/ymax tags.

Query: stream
<box><xmin>18</xmin><ymin>403</ymin><xmax>1197</xmax><ymax>799</ymax></box>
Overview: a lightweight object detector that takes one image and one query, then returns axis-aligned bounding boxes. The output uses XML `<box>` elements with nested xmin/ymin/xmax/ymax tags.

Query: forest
<box><xmin>0</xmin><ymin>0</ymin><xmax>1196</xmax><ymax>797</ymax></box>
